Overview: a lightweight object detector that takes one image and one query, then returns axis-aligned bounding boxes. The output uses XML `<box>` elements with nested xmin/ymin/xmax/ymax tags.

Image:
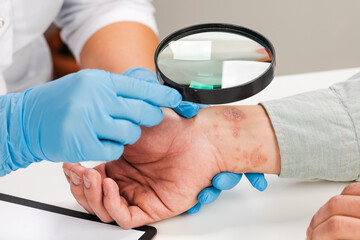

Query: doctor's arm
<box><xmin>79</xmin><ymin>21</ymin><xmax>157</xmax><ymax>73</ymax></box>
<box><xmin>55</xmin><ymin>0</ymin><xmax>159</xmax><ymax>74</ymax></box>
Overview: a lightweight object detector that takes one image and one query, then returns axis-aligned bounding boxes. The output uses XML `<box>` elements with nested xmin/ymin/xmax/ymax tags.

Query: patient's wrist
<box><xmin>195</xmin><ymin>105</ymin><xmax>281</xmax><ymax>175</ymax></box>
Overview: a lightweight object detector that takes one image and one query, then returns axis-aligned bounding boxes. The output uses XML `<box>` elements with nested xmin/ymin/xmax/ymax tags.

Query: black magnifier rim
<box><xmin>154</xmin><ymin>23</ymin><xmax>276</xmax><ymax>104</ymax></box>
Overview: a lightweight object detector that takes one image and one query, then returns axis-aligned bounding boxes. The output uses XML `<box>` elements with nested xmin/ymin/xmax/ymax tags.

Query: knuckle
<box><xmin>311</xmin><ymin>229</ymin><xmax>320</xmax><ymax>240</ymax></box>
<box><xmin>326</xmin><ymin>215</ymin><xmax>342</xmax><ymax>233</ymax></box>
<box><xmin>342</xmin><ymin>182</ymin><xmax>360</xmax><ymax>195</ymax></box>
<box><xmin>326</xmin><ymin>195</ymin><xmax>342</xmax><ymax>213</ymax></box>
<box><xmin>77</xmin><ymin>69</ymin><xmax>96</xmax><ymax>83</ymax></box>
<box><xmin>342</xmin><ymin>184</ymin><xmax>353</xmax><ymax>194</ymax></box>
<box><xmin>76</xmin><ymin>69</ymin><xmax>110</xmax><ymax>89</ymax></box>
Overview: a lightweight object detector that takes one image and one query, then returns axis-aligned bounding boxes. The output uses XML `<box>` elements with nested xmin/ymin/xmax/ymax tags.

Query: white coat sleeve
<box><xmin>55</xmin><ymin>0</ymin><xmax>158</xmax><ymax>62</ymax></box>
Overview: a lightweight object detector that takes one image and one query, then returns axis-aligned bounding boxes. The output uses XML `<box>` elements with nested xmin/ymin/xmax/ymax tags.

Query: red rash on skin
<box><xmin>213</xmin><ymin>123</ymin><xmax>219</xmax><ymax>129</ymax></box>
<box><xmin>243</xmin><ymin>151</ymin><xmax>249</xmax><ymax>159</ymax></box>
<box><xmin>235</xmin><ymin>147</ymin><xmax>241</xmax><ymax>152</ymax></box>
<box><xmin>232</xmin><ymin>127</ymin><xmax>240</xmax><ymax>138</ymax></box>
<box><xmin>215</xmin><ymin>111</ymin><xmax>221</xmax><ymax>116</ymax></box>
<box><xmin>249</xmin><ymin>145</ymin><xmax>268</xmax><ymax>168</ymax></box>
<box><xmin>222</xmin><ymin>107</ymin><xmax>245</xmax><ymax>121</ymax></box>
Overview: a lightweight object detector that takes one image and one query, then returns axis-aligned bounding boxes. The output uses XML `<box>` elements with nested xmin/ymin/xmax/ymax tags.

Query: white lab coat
<box><xmin>0</xmin><ymin>0</ymin><xmax>157</xmax><ymax>95</ymax></box>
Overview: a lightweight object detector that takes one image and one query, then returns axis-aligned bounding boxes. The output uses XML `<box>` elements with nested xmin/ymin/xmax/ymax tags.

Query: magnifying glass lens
<box><xmin>157</xmin><ymin>32</ymin><xmax>272</xmax><ymax>90</ymax></box>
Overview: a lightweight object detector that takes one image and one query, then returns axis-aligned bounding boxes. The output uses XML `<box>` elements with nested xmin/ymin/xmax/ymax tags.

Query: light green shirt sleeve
<box><xmin>260</xmin><ymin>72</ymin><xmax>360</xmax><ymax>181</ymax></box>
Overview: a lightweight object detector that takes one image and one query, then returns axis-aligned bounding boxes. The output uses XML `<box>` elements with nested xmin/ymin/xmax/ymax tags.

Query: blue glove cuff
<box><xmin>0</xmin><ymin>93</ymin><xmax>40</xmax><ymax>176</ymax></box>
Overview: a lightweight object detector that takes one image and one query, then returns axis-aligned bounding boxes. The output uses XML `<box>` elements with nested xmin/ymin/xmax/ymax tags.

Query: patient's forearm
<box><xmin>194</xmin><ymin>105</ymin><xmax>281</xmax><ymax>175</ymax></box>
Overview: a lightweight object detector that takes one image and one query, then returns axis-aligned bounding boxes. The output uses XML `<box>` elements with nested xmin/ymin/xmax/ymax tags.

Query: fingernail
<box><xmin>70</xmin><ymin>171</ymin><xmax>82</xmax><ymax>185</ymax></box>
<box><xmin>63</xmin><ymin>168</ymin><xmax>70</xmax><ymax>177</ymax></box>
<box><xmin>83</xmin><ymin>175</ymin><xmax>91</xmax><ymax>189</ymax></box>
<box><xmin>103</xmin><ymin>181</ymin><xmax>108</xmax><ymax>196</ymax></box>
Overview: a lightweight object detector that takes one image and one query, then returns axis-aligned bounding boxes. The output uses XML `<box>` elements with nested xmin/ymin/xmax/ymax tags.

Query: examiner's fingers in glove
<box><xmin>122</xmin><ymin>67</ymin><xmax>158</xmax><ymax>83</ymax></box>
<box><xmin>212</xmin><ymin>172</ymin><xmax>243</xmax><ymax>190</ymax></box>
<box><xmin>174</xmin><ymin>101</ymin><xmax>209</xmax><ymax>119</ymax></box>
<box><xmin>213</xmin><ymin>172</ymin><xmax>267</xmax><ymax>191</ymax></box>
<box><xmin>173</xmin><ymin>101</ymin><xmax>200</xmax><ymax>118</ymax></box>
<box><xmin>1</xmin><ymin>68</ymin><xmax>184</xmax><ymax>176</ymax></box>
<box><xmin>187</xmin><ymin>173</ymin><xmax>241</xmax><ymax>214</ymax></box>
<box><xmin>198</xmin><ymin>187</ymin><xmax>221</xmax><ymax>205</ymax></box>
<box><xmin>188</xmin><ymin>202</ymin><xmax>202</xmax><ymax>214</ymax></box>
<box><xmin>244</xmin><ymin>173</ymin><xmax>268</xmax><ymax>191</ymax></box>
<box><xmin>187</xmin><ymin>172</ymin><xmax>267</xmax><ymax>214</ymax></box>
<box><xmin>124</xmin><ymin>67</ymin><xmax>208</xmax><ymax>119</ymax></box>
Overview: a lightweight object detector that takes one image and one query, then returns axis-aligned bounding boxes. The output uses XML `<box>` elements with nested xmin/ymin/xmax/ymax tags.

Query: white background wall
<box><xmin>153</xmin><ymin>0</ymin><xmax>360</xmax><ymax>75</ymax></box>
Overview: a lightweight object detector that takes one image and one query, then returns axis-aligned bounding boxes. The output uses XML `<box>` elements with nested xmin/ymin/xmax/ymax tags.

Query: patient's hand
<box><xmin>63</xmin><ymin>108</ymin><xmax>222</xmax><ymax>229</ymax></box>
<box><xmin>63</xmin><ymin>106</ymin><xmax>280</xmax><ymax>229</ymax></box>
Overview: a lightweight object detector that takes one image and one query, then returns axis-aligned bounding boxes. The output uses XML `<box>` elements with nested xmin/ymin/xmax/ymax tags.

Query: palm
<box><xmin>98</xmin><ymin>109</ymin><xmax>221</xmax><ymax>223</ymax></box>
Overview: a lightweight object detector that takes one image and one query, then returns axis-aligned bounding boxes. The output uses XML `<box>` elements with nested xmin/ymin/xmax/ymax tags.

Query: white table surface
<box><xmin>1</xmin><ymin>67</ymin><xmax>359</xmax><ymax>240</ymax></box>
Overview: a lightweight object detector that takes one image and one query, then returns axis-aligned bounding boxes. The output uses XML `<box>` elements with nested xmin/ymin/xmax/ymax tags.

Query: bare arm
<box><xmin>79</xmin><ymin>21</ymin><xmax>158</xmax><ymax>73</ymax></box>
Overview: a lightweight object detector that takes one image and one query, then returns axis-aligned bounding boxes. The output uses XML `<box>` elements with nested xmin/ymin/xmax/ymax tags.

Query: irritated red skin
<box><xmin>212</xmin><ymin>106</ymin><xmax>270</xmax><ymax>173</ymax></box>
<box><xmin>223</xmin><ymin>108</ymin><xmax>245</xmax><ymax>121</ymax></box>
<box><xmin>249</xmin><ymin>145</ymin><xmax>268</xmax><ymax>168</ymax></box>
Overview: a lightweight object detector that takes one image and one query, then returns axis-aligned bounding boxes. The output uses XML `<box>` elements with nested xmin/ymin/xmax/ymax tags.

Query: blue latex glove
<box><xmin>188</xmin><ymin>173</ymin><xmax>268</xmax><ymax>214</ymax></box>
<box><xmin>173</xmin><ymin>101</ymin><xmax>208</xmax><ymax>118</ymax></box>
<box><xmin>0</xmin><ymin>68</ymin><xmax>182</xmax><ymax>176</ymax></box>
<box><xmin>125</xmin><ymin>68</ymin><xmax>202</xmax><ymax>119</ymax></box>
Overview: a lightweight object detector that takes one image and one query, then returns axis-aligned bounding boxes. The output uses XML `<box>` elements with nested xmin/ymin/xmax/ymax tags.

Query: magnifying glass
<box><xmin>154</xmin><ymin>23</ymin><xmax>276</xmax><ymax>104</ymax></box>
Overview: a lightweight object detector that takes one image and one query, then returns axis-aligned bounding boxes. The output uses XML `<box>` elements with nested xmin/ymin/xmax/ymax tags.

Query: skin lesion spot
<box><xmin>231</xmin><ymin>127</ymin><xmax>240</xmax><ymax>138</ymax></box>
<box><xmin>243</xmin><ymin>150</ymin><xmax>249</xmax><ymax>159</ymax></box>
<box><xmin>235</xmin><ymin>147</ymin><xmax>241</xmax><ymax>152</ymax></box>
<box><xmin>222</xmin><ymin>107</ymin><xmax>245</xmax><ymax>121</ymax></box>
<box><xmin>250</xmin><ymin>145</ymin><xmax>268</xmax><ymax>168</ymax></box>
<box><xmin>213</xmin><ymin>123</ymin><xmax>219</xmax><ymax>129</ymax></box>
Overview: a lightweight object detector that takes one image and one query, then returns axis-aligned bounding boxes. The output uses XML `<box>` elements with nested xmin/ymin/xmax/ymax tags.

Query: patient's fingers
<box><xmin>102</xmin><ymin>178</ymin><xmax>154</xmax><ymax>229</ymax></box>
<box><xmin>63</xmin><ymin>163</ymin><xmax>81</xmax><ymax>183</ymax></box>
<box><xmin>83</xmin><ymin>169</ymin><xmax>113</xmax><ymax>223</ymax></box>
<box><xmin>69</xmin><ymin>165</ymin><xmax>94</xmax><ymax>214</ymax></box>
